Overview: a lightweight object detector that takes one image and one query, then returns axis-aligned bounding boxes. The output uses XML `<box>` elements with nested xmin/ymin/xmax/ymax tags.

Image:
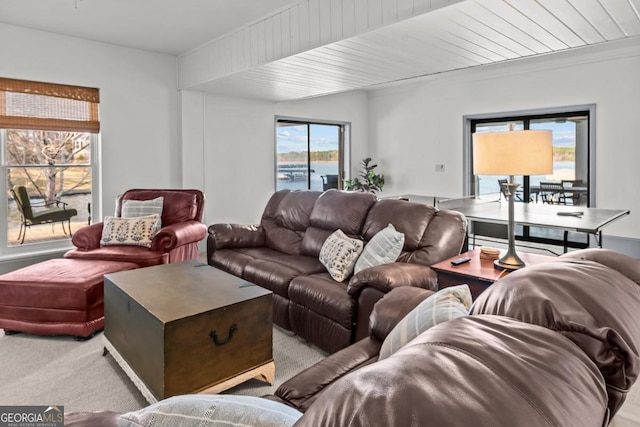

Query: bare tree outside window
<box><xmin>5</xmin><ymin>129</ymin><xmax>92</xmax><ymax>245</ymax></box>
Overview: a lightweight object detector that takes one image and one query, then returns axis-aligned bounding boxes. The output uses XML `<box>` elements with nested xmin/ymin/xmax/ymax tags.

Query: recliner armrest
<box><xmin>347</xmin><ymin>263</ymin><xmax>438</xmax><ymax>297</ymax></box>
<box><xmin>207</xmin><ymin>224</ymin><xmax>265</xmax><ymax>251</ymax></box>
<box><xmin>71</xmin><ymin>223</ymin><xmax>104</xmax><ymax>250</ymax></box>
<box><xmin>273</xmin><ymin>337</ymin><xmax>381</xmax><ymax>413</ymax></box>
<box><xmin>152</xmin><ymin>221</ymin><xmax>207</xmax><ymax>252</ymax></box>
<box><xmin>369</xmin><ymin>286</ymin><xmax>435</xmax><ymax>342</ymax></box>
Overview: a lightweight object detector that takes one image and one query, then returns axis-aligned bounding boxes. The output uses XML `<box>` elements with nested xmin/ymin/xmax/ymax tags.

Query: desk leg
<box><xmin>563</xmin><ymin>230</ymin><xmax>568</xmax><ymax>253</ymax></box>
<box><xmin>598</xmin><ymin>230</ymin><xmax>602</xmax><ymax>248</ymax></box>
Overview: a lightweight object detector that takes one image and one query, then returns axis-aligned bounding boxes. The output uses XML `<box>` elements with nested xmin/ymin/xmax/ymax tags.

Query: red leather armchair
<box><xmin>65</xmin><ymin>189</ymin><xmax>207</xmax><ymax>267</ymax></box>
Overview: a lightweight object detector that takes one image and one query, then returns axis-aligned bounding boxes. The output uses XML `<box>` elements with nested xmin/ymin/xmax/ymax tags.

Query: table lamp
<box><xmin>473</xmin><ymin>129</ymin><xmax>553</xmax><ymax>271</ymax></box>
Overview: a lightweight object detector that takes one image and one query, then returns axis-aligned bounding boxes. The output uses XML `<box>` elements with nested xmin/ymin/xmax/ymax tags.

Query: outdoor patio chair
<box><xmin>539</xmin><ymin>181</ymin><xmax>567</xmax><ymax>205</ymax></box>
<box><xmin>10</xmin><ymin>185</ymin><xmax>78</xmax><ymax>244</ymax></box>
<box><xmin>321</xmin><ymin>174</ymin><xmax>339</xmax><ymax>191</ymax></box>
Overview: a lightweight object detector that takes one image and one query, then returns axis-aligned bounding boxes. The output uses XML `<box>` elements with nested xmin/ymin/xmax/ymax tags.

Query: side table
<box><xmin>431</xmin><ymin>249</ymin><xmax>554</xmax><ymax>299</ymax></box>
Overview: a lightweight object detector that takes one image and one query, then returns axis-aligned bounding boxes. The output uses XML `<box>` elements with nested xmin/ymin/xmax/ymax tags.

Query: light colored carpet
<box><xmin>0</xmin><ymin>326</ymin><xmax>326</xmax><ymax>413</ymax></box>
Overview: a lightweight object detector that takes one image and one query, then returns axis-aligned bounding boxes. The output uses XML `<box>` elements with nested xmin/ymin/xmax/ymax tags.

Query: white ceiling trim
<box><xmin>178</xmin><ymin>0</ymin><xmax>464</xmax><ymax>89</ymax></box>
<box><xmin>181</xmin><ymin>0</ymin><xmax>640</xmax><ymax>102</ymax></box>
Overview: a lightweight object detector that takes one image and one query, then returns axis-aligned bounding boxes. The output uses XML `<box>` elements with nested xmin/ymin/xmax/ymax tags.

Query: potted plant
<box><xmin>344</xmin><ymin>157</ymin><xmax>385</xmax><ymax>193</ymax></box>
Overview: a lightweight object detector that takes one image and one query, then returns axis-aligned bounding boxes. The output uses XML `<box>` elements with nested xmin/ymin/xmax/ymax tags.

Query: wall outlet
<box><xmin>435</xmin><ymin>164</ymin><xmax>445</xmax><ymax>172</ymax></box>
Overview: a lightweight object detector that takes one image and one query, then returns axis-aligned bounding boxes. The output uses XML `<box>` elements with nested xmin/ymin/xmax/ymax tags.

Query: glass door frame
<box><xmin>462</xmin><ymin>104</ymin><xmax>596</xmax><ymax>249</ymax></box>
<box><xmin>274</xmin><ymin>116</ymin><xmax>350</xmax><ymax>191</ymax></box>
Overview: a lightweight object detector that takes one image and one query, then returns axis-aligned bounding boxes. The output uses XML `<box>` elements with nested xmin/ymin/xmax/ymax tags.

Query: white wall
<box><xmin>0</xmin><ymin>24</ymin><xmax>180</xmax><ymax>220</ymax></box>
<box><xmin>0</xmin><ymin>24</ymin><xmax>179</xmax><ymax>271</ymax></box>
<box><xmin>368</xmin><ymin>38</ymin><xmax>640</xmax><ymax>241</ymax></box>
<box><xmin>181</xmin><ymin>90</ymin><xmax>369</xmax><ymax>226</ymax></box>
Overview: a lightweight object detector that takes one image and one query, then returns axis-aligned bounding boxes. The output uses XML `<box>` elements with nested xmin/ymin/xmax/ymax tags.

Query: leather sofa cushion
<box><xmin>296</xmin><ymin>315</ymin><xmax>608</xmax><ymax>427</ymax></box>
<box><xmin>244</xmin><ymin>257</ymin><xmax>326</xmax><ymax>297</ymax></box>
<box><xmin>65</xmin><ymin>245</ymin><xmax>168</xmax><ymax>267</ymax></box>
<box><xmin>300</xmin><ymin>191</ymin><xmax>376</xmax><ymax>257</ymax></box>
<box><xmin>261</xmin><ymin>190</ymin><xmax>321</xmax><ymax>255</ymax></box>
<box><xmin>472</xmin><ymin>256</ymin><xmax>640</xmax><ymax>416</ymax></box>
<box><xmin>209</xmin><ymin>248</ymin><xmax>266</xmax><ymax>277</ymax></box>
<box><xmin>289</xmin><ymin>274</ymin><xmax>354</xmax><ymax>328</ymax></box>
<box><xmin>397</xmin><ymin>209</ymin><xmax>468</xmax><ymax>266</ymax></box>
<box><xmin>210</xmin><ymin>248</ymin><xmax>325</xmax><ymax>295</ymax></box>
<box><xmin>119</xmin><ymin>190</ymin><xmax>198</xmax><ymax>225</ymax></box>
<box><xmin>560</xmin><ymin>248</ymin><xmax>640</xmax><ymax>285</ymax></box>
<box><xmin>275</xmin><ymin>191</ymin><xmax>321</xmax><ymax>231</ymax></box>
<box><xmin>361</xmin><ymin>199</ymin><xmax>434</xmax><ymax>249</ymax></box>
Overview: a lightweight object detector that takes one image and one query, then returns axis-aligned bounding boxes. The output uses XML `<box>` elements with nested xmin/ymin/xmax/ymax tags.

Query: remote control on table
<box><xmin>451</xmin><ymin>257</ymin><xmax>471</xmax><ymax>266</ymax></box>
<box><xmin>557</xmin><ymin>211</ymin><xmax>584</xmax><ymax>217</ymax></box>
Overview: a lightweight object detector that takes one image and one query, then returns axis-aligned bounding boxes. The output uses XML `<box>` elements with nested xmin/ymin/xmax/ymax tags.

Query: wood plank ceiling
<box><xmin>189</xmin><ymin>0</ymin><xmax>640</xmax><ymax>101</ymax></box>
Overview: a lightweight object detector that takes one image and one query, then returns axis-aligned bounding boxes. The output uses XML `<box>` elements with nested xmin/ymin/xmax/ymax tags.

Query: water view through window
<box><xmin>470</xmin><ymin>110</ymin><xmax>592</xmax><ymax>249</ymax></box>
<box><xmin>276</xmin><ymin>120</ymin><xmax>344</xmax><ymax>191</ymax></box>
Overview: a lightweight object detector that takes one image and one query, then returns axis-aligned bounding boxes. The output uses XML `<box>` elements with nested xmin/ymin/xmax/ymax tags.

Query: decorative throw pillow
<box><xmin>378</xmin><ymin>284</ymin><xmax>472</xmax><ymax>360</ymax></box>
<box><xmin>118</xmin><ymin>394</ymin><xmax>302</xmax><ymax>427</ymax></box>
<box><xmin>354</xmin><ymin>224</ymin><xmax>405</xmax><ymax>274</ymax></box>
<box><xmin>121</xmin><ymin>196</ymin><xmax>164</xmax><ymax>233</ymax></box>
<box><xmin>100</xmin><ymin>214</ymin><xmax>160</xmax><ymax>248</ymax></box>
<box><xmin>319</xmin><ymin>229</ymin><xmax>364</xmax><ymax>282</ymax></box>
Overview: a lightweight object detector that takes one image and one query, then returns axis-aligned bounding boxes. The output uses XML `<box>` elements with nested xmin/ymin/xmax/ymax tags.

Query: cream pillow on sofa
<box><xmin>319</xmin><ymin>229</ymin><xmax>364</xmax><ymax>282</ymax></box>
<box><xmin>119</xmin><ymin>394</ymin><xmax>302</xmax><ymax>427</ymax></box>
<box><xmin>100</xmin><ymin>214</ymin><xmax>160</xmax><ymax>248</ymax></box>
<box><xmin>355</xmin><ymin>224</ymin><xmax>405</xmax><ymax>274</ymax></box>
<box><xmin>379</xmin><ymin>284</ymin><xmax>472</xmax><ymax>360</ymax></box>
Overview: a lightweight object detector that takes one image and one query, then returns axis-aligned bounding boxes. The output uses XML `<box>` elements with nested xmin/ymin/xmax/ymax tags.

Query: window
<box><xmin>1</xmin><ymin>78</ymin><xmax>100</xmax><ymax>251</ymax></box>
<box><xmin>464</xmin><ymin>106</ymin><xmax>594</xmax><ymax>249</ymax></box>
<box><xmin>275</xmin><ymin>118</ymin><xmax>348</xmax><ymax>192</ymax></box>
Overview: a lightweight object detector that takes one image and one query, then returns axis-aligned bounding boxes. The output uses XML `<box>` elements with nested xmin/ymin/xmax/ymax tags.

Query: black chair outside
<box><xmin>539</xmin><ymin>181</ymin><xmax>567</xmax><ymax>205</ymax></box>
<box><xmin>10</xmin><ymin>185</ymin><xmax>78</xmax><ymax>244</ymax></box>
<box><xmin>562</xmin><ymin>180</ymin><xmax>584</xmax><ymax>206</ymax></box>
<box><xmin>321</xmin><ymin>174</ymin><xmax>339</xmax><ymax>191</ymax></box>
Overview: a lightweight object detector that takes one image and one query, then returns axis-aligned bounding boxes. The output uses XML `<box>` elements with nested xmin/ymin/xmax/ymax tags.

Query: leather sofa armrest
<box><xmin>369</xmin><ymin>286</ymin><xmax>435</xmax><ymax>342</ymax></box>
<box><xmin>347</xmin><ymin>263</ymin><xmax>438</xmax><ymax>297</ymax></box>
<box><xmin>207</xmin><ymin>223</ymin><xmax>265</xmax><ymax>251</ymax></box>
<box><xmin>273</xmin><ymin>337</ymin><xmax>381</xmax><ymax>413</ymax></box>
<box><xmin>151</xmin><ymin>220</ymin><xmax>207</xmax><ymax>252</ymax></box>
<box><xmin>71</xmin><ymin>223</ymin><xmax>104</xmax><ymax>250</ymax></box>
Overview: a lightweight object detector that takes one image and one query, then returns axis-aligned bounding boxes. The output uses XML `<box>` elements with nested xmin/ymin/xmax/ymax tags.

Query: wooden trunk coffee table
<box><xmin>103</xmin><ymin>260</ymin><xmax>273</xmax><ymax>403</ymax></box>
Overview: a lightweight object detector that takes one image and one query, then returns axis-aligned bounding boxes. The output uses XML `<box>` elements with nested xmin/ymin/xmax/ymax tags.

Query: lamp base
<box><xmin>494</xmin><ymin>254</ymin><xmax>526</xmax><ymax>272</ymax></box>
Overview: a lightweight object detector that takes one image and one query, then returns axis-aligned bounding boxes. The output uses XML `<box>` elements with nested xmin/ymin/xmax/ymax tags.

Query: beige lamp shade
<box><xmin>473</xmin><ymin>130</ymin><xmax>553</xmax><ymax>176</ymax></box>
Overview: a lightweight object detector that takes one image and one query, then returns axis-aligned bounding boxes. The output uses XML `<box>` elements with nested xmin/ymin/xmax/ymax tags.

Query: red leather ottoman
<box><xmin>0</xmin><ymin>258</ymin><xmax>138</xmax><ymax>339</ymax></box>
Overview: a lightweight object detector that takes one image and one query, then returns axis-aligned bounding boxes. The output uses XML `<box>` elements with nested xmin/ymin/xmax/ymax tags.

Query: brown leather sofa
<box><xmin>65</xmin><ymin>189</ymin><xmax>207</xmax><ymax>267</ymax></box>
<box><xmin>66</xmin><ymin>248</ymin><xmax>640</xmax><ymax>426</ymax></box>
<box><xmin>207</xmin><ymin>189</ymin><xmax>468</xmax><ymax>353</ymax></box>
<box><xmin>266</xmin><ymin>248</ymin><xmax>640</xmax><ymax>426</ymax></box>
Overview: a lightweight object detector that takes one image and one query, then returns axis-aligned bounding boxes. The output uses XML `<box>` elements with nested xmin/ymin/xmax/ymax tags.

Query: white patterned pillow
<box><xmin>355</xmin><ymin>224</ymin><xmax>405</xmax><ymax>274</ymax></box>
<box><xmin>119</xmin><ymin>394</ymin><xmax>302</xmax><ymax>427</ymax></box>
<box><xmin>100</xmin><ymin>214</ymin><xmax>160</xmax><ymax>248</ymax></box>
<box><xmin>319</xmin><ymin>229</ymin><xmax>364</xmax><ymax>282</ymax></box>
<box><xmin>121</xmin><ymin>196</ymin><xmax>163</xmax><ymax>233</ymax></box>
<box><xmin>378</xmin><ymin>284</ymin><xmax>472</xmax><ymax>360</ymax></box>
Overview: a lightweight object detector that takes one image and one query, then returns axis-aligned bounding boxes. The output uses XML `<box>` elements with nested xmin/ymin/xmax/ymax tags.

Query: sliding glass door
<box><xmin>275</xmin><ymin>119</ymin><xmax>345</xmax><ymax>192</ymax></box>
<box><xmin>468</xmin><ymin>108</ymin><xmax>592</xmax><ymax>249</ymax></box>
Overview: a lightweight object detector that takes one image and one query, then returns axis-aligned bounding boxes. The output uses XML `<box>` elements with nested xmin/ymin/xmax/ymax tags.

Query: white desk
<box><xmin>444</xmin><ymin>200</ymin><xmax>629</xmax><ymax>253</ymax></box>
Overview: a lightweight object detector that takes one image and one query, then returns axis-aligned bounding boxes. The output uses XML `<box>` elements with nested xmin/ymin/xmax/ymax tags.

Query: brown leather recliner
<box><xmin>65</xmin><ymin>189</ymin><xmax>207</xmax><ymax>267</ymax></box>
<box><xmin>267</xmin><ymin>249</ymin><xmax>640</xmax><ymax>426</ymax></box>
<box><xmin>208</xmin><ymin>189</ymin><xmax>468</xmax><ymax>353</ymax></box>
